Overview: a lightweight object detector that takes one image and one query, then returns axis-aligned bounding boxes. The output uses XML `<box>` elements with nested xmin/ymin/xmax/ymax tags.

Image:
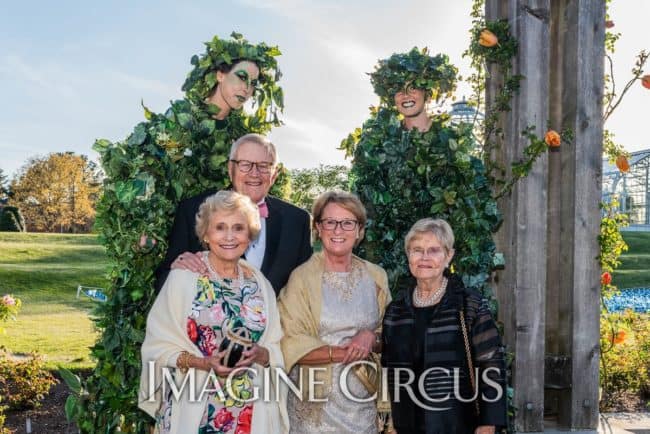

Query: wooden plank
<box><xmin>511</xmin><ymin>1</ymin><xmax>550</xmax><ymax>431</ymax></box>
<box><xmin>556</xmin><ymin>0</ymin><xmax>605</xmax><ymax>429</ymax></box>
<box><xmin>487</xmin><ymin>0</ymin><xmax>515</xmax><ymax>358</ymax></box>
<box><xmin>488</xmin><ymin>1</ymin><xmax>551</xmax><ymax>431</ymax></box>
<box><xmin>547</xmin><ymin>1</ymin><xmax>571</xmax><ymax>424</ymax></box>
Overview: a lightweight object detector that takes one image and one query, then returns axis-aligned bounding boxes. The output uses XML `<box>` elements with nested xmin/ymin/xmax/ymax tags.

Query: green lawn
<box><xmin>0</xmin><ymin>228</ymin><xmax>645</xmax><ymax>370</ymax></box>
<box><xmin>613</xmin><ymin>231</ymin><xmax>650</xmax><ymax>289</ymax></box>
<box><xmin>0</xmin><ymin>232</ymin><xmax>108</xmax><ymax>369</ymax></box>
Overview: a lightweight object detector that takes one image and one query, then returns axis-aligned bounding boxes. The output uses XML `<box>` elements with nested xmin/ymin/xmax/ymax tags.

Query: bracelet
<box><xmin>177</xmin><ymin>351</ymin><xmax>191</xmax><ymax>373</ymax></box>
<box><xmin>328</xmin><ymin>345</ymin><xmax>333</xmax><ymax>363</ymax></box>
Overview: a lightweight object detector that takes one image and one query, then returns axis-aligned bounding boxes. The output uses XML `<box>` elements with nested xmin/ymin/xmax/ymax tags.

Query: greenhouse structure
<box><xmin>603</xmin><ymin>148</ymin><xmax>650</xmax><ymax>230</ymax></box>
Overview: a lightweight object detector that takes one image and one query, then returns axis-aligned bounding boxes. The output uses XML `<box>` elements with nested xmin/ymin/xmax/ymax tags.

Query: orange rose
<box><xmin>479</xmin><ymin>29</ymin><xmax>499</xmax><ymax>47</ymax></box>
<box><xmin>613</xmin><ymin>330</ymin><xmax>626</xmax><ymax>344</ymax></box>
<box><xmin>545</xmin><ymin>130</ymin><xmax>561</xmax><ymax>147</ymax></box>
<box><xmin>616</xmin><ymin>155</ymin><xmax>630</xmax><ymax>173</ymax></box>
<box><xmin>601</xmin><ymin>272</ymin><xmax>612</xmax><ymax>286</ymax></box>
<box><xmin>642</xmin><ymin>75</ymin><xmax>650</xmax><ymax>90</ymax></box>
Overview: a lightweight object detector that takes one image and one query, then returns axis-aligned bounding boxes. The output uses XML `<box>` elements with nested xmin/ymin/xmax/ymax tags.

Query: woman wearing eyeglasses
<box><xmin>278</xmin><ymin>191</ymin><xmax>392</xmax><ymax>434</ymax></box>
<box><xmin>381</xmin><ymin>218</ymin><xmax>506</xmax><ymax>434</ymax></box>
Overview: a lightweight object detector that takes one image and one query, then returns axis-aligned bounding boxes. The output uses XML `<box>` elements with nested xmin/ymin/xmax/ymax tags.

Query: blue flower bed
<box><xmin>605</xmin><ymin>288</ymin><xmax>650</xmax><ymax>313</ymax></box>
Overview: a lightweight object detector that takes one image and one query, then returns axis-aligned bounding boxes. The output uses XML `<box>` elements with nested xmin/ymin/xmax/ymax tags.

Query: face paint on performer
<box><xmin>209</xmin><ymin>60</ymin><xmax>260</xmax><ymax>119</ymax></box>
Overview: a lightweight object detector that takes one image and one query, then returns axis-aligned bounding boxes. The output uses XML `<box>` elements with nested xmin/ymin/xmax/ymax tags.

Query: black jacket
<box><xmin>154</xmin><ymin>191</ymin><xmax>312</xmax><ymax>295</ymax></box>
<box><xmin>381</xmin><ymin>275</ymin><xmax>507</xmax><ymax>433</ymax></box>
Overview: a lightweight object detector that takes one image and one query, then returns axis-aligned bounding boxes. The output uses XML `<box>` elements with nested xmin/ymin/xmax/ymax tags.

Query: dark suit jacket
<box><xmin>154</xmin><ymin>191</ymin><xmax>312</xmax><ymax>296</ymax></box>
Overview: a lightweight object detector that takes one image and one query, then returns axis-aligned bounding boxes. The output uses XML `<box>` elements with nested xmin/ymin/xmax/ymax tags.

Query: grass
<box><xmin>0</xmin><ymin>232</ymin><xmax>108</xmax><ymax>369</ymax></box>
<box><xmin>0</xmin><ymin>228</ymin><xmax>645</xmax><ymax>370</ymax></box>
<box><xmin>613</xmin><ymin>231</ymin><xmax>650</xmax><ymax>289</ymax></box>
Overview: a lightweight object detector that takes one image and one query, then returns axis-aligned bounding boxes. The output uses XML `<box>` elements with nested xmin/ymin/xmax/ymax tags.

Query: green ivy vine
<box><xmin>64</xmin><ymin>33</ymin><xmax>288</xmax><ymax>433</ymax></box>
<box><xmin>341</xmin><ymin>106</ymin><xmax>502</xmax><ymax>301</ymax></box>
<box><xmin>464</xmin><ymin>0</ymin><xmax>565</xmax><ymax>199</ymax></box>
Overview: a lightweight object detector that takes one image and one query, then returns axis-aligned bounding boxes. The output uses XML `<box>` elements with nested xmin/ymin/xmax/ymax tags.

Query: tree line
<box><xmin>0</xmin><ymin>155</ymin><xmax>348</xmax><ymax>233</ymax></box>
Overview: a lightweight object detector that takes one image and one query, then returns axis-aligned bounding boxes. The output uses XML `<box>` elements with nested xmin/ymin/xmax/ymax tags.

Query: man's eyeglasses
<box><xmin>230</xmin><ymin>159</ymin><xmax>275</xmax><ymax>174</ymax></box>
<box><xmin>319</xmin><ymin>219</ymin><xmax>359</xmax><ymax>231</ymax></box>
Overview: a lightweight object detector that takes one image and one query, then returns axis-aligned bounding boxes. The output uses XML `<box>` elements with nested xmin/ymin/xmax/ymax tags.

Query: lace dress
<box><xmin>157</xmin><ymin>257</ymin><xmax>267</xmax><ymax>434</ymax></box>
<box><xmin>287</xmin><ymin>264</ymin><xmax>380</xmax><ymax>433</ymax></box>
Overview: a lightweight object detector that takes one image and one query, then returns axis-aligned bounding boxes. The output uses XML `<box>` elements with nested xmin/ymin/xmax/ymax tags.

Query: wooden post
<box><xmin>489</xmin><ymin>0</ymin><xmax>604</xmax><ymax>431</ymax></box>
<box><xmin>555</xmin><ymin>0</ymin><xmax>605</xmax><ymax>429</ymax></box>
<box><xmin>489</xmin><ymin>1</ymin><xmax>550</xmax><ymax>431</ymax></box>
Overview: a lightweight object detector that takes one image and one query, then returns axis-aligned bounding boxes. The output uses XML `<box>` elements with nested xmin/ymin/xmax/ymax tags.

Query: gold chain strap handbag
<box><xmin>459</xmin><ymin>309</ymin><xmax>481</xmax><ymax>416</ymax></box>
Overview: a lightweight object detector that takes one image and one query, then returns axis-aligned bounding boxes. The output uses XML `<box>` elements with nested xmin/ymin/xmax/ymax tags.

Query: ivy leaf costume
<box><xmin>72</xmin><ymin>33</ymin><xmax>285</xmax><ymax>433</ymax></box>
<box><xmin>342</xmin><ymin>48</ymin><xmax>502</xmax><ymax>298</ymax></box>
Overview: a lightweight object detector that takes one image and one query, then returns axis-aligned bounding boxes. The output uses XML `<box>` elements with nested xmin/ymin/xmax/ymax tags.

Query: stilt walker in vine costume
<box><xmin>154</xmin><ymin>39</ymin><xmax>313</xmax><ymax>294</ymax></box>
<box><xmin>341</xmin><ymin>47</ymin><xmax>502</xmax><ymax>297</ymax></box>
<box><xmin>73</xmin><ymin>33</ymin><xmax>295</xmax><ymax>433</ymax></box>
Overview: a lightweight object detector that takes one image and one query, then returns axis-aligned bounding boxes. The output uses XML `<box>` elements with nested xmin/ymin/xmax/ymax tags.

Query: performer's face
<box><xmin>214</xmin><ymin>60</ymin><xmax>260</xmax><ymax>111</ymax></box>
<box><xmin>204</xmin><ymin>209</ymin><xmax>251</xmax><ymax>262</ymax></box>
<box><xmin>394</xmin><ymin>87</ymin><xmax>428</xmax><ymax>118</ymax></box>
<box><xmin>228</xmin><ymin>141</ymin><xmax>278</xmax><ymax>204</ymax></box>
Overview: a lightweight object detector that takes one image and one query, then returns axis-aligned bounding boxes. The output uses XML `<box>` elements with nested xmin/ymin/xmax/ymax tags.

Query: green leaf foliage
<box><xmin>71</xmin><ymin>33</ymin><xmax>288</xmax><ymax>433</ymax></box>
<box><xmin>345</xmin><ymin>107</ymin><xmax>501</xmax><ymax>295</ymax></box>
<box><xmin>289</xmin><ymin>165</ymin><xmax>350</xmax><ymax>211</ymax></box>
<box><xmin>182</xmin><ymin>31</ymin><xmax>283</xmax><ymax>124</ymax></box>
<box><xmin>369</xmin><ymin>47</ymin><xmax>458</xmax><ymax>104</ymax></box>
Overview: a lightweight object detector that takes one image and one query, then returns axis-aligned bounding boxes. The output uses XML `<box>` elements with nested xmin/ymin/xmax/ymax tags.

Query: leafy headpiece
<box><xmin>182</xmin><ymin>32</ymin><xmax>284</xmax><ymax>118</ymax></box>
<box><xmin>369</xmin><ymin>47</ymin><xmax>458</xmax><ymax>105</ymax></box>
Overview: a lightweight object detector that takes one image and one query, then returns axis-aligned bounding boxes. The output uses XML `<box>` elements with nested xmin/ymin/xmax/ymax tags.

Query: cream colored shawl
<box><xmin>138</xmin><ymin>260</ymin><xmax>289</xmax><ymax>434</ymax></box>
<box><xmin>278</xmin><ymin>252</ymin><xmax>391</xmax><ymax>400</ymax></box>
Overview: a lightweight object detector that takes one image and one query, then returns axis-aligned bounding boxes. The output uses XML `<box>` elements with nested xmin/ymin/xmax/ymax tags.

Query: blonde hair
<box><xmin>311</xmin><ymin>190</ymin><xmax>366</xmax><ymax>245</ymax></box>
<box><xmin>195</xmin><ymin>190</ymin><xmax>261</xmax><ymax>247</ymax></box>
<box><xmin>404</xmin><ymin>218</ymin><xmax>454</xmax><ymax>254</ymax></box>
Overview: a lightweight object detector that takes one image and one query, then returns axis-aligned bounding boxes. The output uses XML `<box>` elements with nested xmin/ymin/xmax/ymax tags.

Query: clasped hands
<box><xmin>338</xmin><ymin>329</ymin><xmax>376</xmax><ymax>364</ymax></box>
<box><xmin>202</xmin><ymin>344</ymin><xmax>269</xmax><ymax>377</ymax></box>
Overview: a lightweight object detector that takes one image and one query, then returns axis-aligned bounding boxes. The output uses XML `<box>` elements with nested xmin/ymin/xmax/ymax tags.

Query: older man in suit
<box><xmin>155</xmin><ymin>133</ymin><xmax>312</xmax><ymax>295</ymax></box>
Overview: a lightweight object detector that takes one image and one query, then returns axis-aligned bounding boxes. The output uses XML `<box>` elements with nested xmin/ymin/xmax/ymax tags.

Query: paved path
<box><xmin>599</xmin><ymin>412</ymin><xmax>650</xmax><ymax>433</ymax></box>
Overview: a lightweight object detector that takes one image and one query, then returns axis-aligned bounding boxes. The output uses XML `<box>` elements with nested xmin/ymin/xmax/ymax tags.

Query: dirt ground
<box><xmin>4</xmin><ymin>376</ymin><xmax>77</xmax><ymax>434</ymax></box>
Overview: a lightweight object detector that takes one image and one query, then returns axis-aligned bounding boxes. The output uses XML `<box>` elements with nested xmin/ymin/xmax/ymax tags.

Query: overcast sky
<box><xmin>1</xmin><ymin>0</ymin><xmax>648</xmax><ymax>179</ymax></box>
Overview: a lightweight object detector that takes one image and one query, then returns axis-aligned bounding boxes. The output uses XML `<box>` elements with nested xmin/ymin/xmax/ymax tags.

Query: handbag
<box><xmin>353</xmin><ymin>351</ymin><xmax>382</xmax><ymax>396</ymax></box>
<box><xmin>459</xmin><ymin>309</ymin><xmax>480</xmax><ymax>416</ymax></box>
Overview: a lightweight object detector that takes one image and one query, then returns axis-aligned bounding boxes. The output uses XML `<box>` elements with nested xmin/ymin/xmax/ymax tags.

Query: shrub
<box><xmin>0</xmin><ymin>207</ymin><xmax>22</xmax><ymax>232</ymax></box>
<box><xmin>0</xmin><ymin>396</ymin><xmax>8</xmax><ymax>434</ymax></box>
<box><xmin>600</xmin><ymin>310</ymin><xmax>650</xmax><ymax>402</ymax></box>
<box><xmin>0</xmin><ymin>352</ymin><xmax>58</xmax><ymax>410</ymax></box>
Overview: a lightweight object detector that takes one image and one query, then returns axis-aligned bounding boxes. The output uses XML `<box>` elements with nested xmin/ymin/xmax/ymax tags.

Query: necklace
<box><xmin>203</xmin><ymin>252</ymin><xmax>244</xmax><ymax>287</ymax></box>
<box><xmin>413</xmin><ymin>277</ymin><xmax>448</xmax><ymax>307</ymax></box>
<box><xmin>323</xmin><ymin>261</ymin><xmax>362</xmax><ymax>302</ymax></box>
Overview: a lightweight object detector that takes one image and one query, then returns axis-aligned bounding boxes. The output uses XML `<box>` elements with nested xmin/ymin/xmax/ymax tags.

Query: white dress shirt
<box><xmin>244</xmin><ymin>201</ymin><xmax>267</xmax><ymax>269</ymax></box>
